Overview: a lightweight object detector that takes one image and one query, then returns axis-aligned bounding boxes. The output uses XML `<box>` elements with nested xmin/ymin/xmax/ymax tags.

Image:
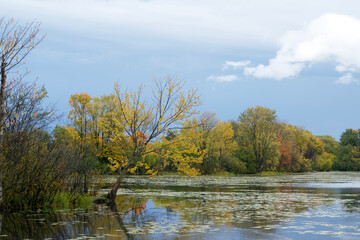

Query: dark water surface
<box><xmin>1</xmin><ymin>172</ymin><xmax>360</xmax><ymax>239</ymax></box>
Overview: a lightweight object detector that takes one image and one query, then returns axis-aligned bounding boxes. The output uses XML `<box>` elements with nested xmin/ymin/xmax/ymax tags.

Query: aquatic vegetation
<box><xmin>1</xmin><ymin>172</ymin><xmax>360</xmax><ymax>239</ymax></box>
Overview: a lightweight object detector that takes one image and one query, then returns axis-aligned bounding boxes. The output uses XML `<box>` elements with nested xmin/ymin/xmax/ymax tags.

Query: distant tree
<box><xmin>313</xmin><ymin>152</ymin><xmax>334</xmax><ymax>171</ymax></box>
<box><xmin>277</xmin><ymin>134</ymin><xmax>294</xmax><ymax>172</ymax></box>
<box><xmin>68</xmin><ymin>93</ymin><xmax>99</xmax><ymax>193</ymax></box>
<box><xmin>207</xmin><ymin>121</ymin><xmax>238</xmax><ymax>172</ymax></box>
<box><xmin>237</xmin><ymin>106</ymin><xmax>279</xmax><ymax>172</ymax></box>
<box><xmin>336</xmin><ymin>145</ymin><xmax>360</xmax><ymax>171</ymax></box>
<box><xmin>177</xmin><ymin>112</ymin><xmax>238</xmax><ymax>174</ymax></box>
<box><xmin>157</xmin><ymin>121</ymin><xmax>205</xmax><ymax>176</ymax></box>
<box><xmin>319</xmin><ymin>135</ymin><xmax>339</xmax><ymax>156</ymax></box>
<box><xmin>340</xmin><ymin>129</ymin><xmax>359</xmax><ymax>147</ymax></box>
<box><xmin>68</xmin><ymin>93</ymin><xmax>93</xmax><ymax>155</ymax></box>
<box><xmin>0</xmin><ymin>17</ymin><xmax>44</xmax><ymax>207</ymax></box>
<box><xmin>304</xmin><ymin>135</ymin><xmax>324</xmax><ymax>162</ymax></box>
<box><xmin>277</xmin><ymin>124</ymin><xmax>325</xmax><ymax>172</ymax></box>
<box><xmin>318</xmin><ymin>135</ymin><xmax>339</xmax><ymax>170</ymax></box>
<box><xmin>336</xmin><ymin>129</ymin><xmax>360</xmax><ymax>171</ymax></box>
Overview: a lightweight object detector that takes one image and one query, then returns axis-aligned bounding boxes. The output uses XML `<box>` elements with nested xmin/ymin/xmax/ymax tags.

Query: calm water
<box><xmin>1</xmin><ymin>172</ymin><xmax>360</xmax><ymax>239</ymax></box>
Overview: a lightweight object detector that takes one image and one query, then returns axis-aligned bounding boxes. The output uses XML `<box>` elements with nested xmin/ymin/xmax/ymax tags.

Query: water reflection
<box><xmin>1</xmin><ymin>172</ymin><xmax>360</xmax><ymax>239</ymax></box>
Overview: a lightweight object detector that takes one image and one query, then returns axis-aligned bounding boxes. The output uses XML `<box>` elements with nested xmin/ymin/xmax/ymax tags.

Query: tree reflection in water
<box><xmin>1</xmin><ymin>173</ymin><xmax>360</xmax><ymax>239</ymax></box>
<box><xmin>0</xmin><ymin>196</ymin><xmax>151</xmax><ymax>239</ymax></box>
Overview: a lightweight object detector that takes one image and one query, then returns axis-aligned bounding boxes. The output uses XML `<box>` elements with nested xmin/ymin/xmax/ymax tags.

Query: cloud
<box><xmin>243</xmin><ymin>13</ymin><xmax>360</xmax><ymax>83</ymax></box>
<box><xmin>5</xmin><ymin>0</ymin><xmax>360</xmax><ymax>46</ymax></box>
<box><xmin>244</xmin><ymin>61</ymin><xmax>304</xmax><ymax>80</ymax></box>
<box><xmin>222</xmin><ymin>60</ymin><xmax>250</xmax><ymax>70</ymax></box>
<box><xmin>207</xmin><ymin>75</ymin><xmax>239</xmax><ymax>83</ymax></box>
<box><xmin>335</xmin><ymin>73</ymin><xmax>359</xmax><ymax>85</ymax></box>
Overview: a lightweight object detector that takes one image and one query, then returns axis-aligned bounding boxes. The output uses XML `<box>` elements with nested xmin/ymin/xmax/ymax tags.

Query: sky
<box><xmin>2</xmin><ymin>0</ymin><xmax>360</xmax><ymax>139</ymax></box>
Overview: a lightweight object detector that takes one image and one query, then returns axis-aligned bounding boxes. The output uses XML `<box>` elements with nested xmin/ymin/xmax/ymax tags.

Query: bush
<box><xmin>225</xmin><ymin>157</ymin><xmax>247</xmax><ymax>174</ymax></box>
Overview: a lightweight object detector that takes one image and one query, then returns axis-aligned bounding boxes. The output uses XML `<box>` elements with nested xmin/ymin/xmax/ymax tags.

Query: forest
<box><xmin>1</xmin><ymin>17</ymin><xmax>360</xmax><ymax>211</ymax></box>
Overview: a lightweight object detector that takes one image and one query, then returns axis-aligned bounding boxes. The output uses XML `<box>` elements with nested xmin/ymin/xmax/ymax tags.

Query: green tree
<box><xmin>340</xmin><ymin>129</ymin><xmax>359</xmax><ymax>147</ymax></box>
<box><xmin>319</xmin><ymin>135</ymin><xmax>339</xmax><ymax>156</ymax></box>
<box><xmin>237</xmin><ymin>106</ymin><xmax>279</xmax><ymax>172</ymax></box>
<box><xmin>318</xmin><ymin>135</ymin><xmax>339</xmax><ymax>171</ymax></box>
<box><xmin>336</xmin><ymin>129</ymin><xmax>360</xmax><ymax>170</ymax></box>
<box><xmin>336</xmin><ymin>145</ymin><xmax>360</xmax><ymax>171</ymax></box>
<box><xmin>313</xmin><ymin>152</ymin><xmax>334</xmax><ymax>171</ymax></box>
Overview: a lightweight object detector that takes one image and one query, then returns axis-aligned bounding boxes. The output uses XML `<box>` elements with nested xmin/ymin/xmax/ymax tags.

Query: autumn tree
<box><xmin>237</xmin><ymin>106</ymin><xmax>279</xmax><ymax>172</ymax></box>
<box><xmin>155</xmin><ymin>122</ymin><xmax>205</xmax><ymax>176</ymax></box>
<box><xmin>277</xmin><ymin>133</ymin><xmax>294</xmax><ymax>172</ymax></box>
<box><xmin>179</xmin><ymin>112</ymin><xmax>239</xmax><ymax>174</ymax></box>
<box><xmin>106</xmin><ymin>77</ymin><xmax>200</xmax><ymax>200</ymax></box>
<box><xmin>181</xmin><ymin>112</ymin><xmax>217</xmax><ymax>173</ymax></box>
<box><xmin>0</xmin><ymin>17</ymin><xmax>44</xmax><ymax>207</ymax></box>
<box><xmin>274</xmin><ymin>123</ymin><xmax>302</xmax><ymax>172</ymax></box>
<box><xmin>68</xmin><ymin>93</ymin><xmax>93</xmax><ymax>153</ymax></box>
<box><xmin>67</xmin><ymin>93</ymin><xmax>118</xmax><ymax>172</ymax></box>
<box><xmin>68</xmin><ymin>93</ymin><xmax>100</xmax><ymax>193</ymax></box>
<box><xmin>88</xmin><ymin>97</ymin><xmax>104</xmax><ymax>150</ymax></box>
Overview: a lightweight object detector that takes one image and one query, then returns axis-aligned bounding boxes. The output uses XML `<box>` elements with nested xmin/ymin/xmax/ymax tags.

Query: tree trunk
<box><xmin>107</xmin><ymin>153</ymin><xmax>137</xmax><ymax>201</ymax></box>
<box><xmin>106</xmin><ymin>172</ymin><xmax>126</xmax><ymax>201</ymax></box>
<box><xmin>0</xmin><ymin>59</ymin><xmax>6</xmax><ymax>208</ymax></box>
<box><xmin>84</xmin><ymin>173</ymin><xmax>88</xmax><ymax>194</ymax></box>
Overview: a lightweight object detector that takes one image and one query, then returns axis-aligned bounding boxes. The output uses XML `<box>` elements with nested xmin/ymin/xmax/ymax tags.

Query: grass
<box><xmin>50</xmin><ymin>192</ymin><xmax>94</xmax><ymax>209</ymax></box>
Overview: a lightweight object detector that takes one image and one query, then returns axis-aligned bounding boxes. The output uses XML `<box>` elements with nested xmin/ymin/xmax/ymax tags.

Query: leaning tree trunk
<box><xmin>106</xmin><ymin>169</ymin><xmax>127</xmax><ymax>201</ymax></box>
<box><xmin>107</xmin><ymin>154</ymin><xmax>136</xmax><ymax>201</ymax></box>
<box><xmin>0</xmin><ymin>60</ymin><xmax>6</xmax><ymax>208</ymax></box>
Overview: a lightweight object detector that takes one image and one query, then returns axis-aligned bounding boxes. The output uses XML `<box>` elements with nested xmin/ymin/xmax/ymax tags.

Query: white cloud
<box><xmin>222</xmin><ymin>60</ymin><xmax>250</xmax><ymax>70</ymax></box>
<box><xmin>243</xmin><ymin>13</ymin><xmax>360</xmax><ymax>82</ymax></box>
<box><xmin>244</xmin><ymin>61</ymin><xmax>304</xmax><ymax>80</ymax></box>
<box><xmin>335</xmin><ymin>73</ymin><xmax>359</xmax><ymax>85</ymax></box>
<box><xmin>207</xmin><ymin>75</ymin><xmax>239</xmax><ymax>83</ymax></box>
<box><xmin>4</xmin><ymin>0</ymin><xmax>360</xmax><ymax>46</ymax></box>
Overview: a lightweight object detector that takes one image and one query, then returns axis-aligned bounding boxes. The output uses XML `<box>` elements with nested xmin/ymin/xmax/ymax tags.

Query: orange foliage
<box><xmin>129</xmin><ymin>130</ymin><xmax>147</xmax><ymax>145</ymax></box>
<box><xmin>277</xmin><ymin>134</ymin><xmax>294</xmax><ymax>172</ymax></box>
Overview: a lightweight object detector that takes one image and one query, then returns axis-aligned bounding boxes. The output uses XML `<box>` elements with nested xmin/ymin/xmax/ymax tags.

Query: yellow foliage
<box><xmin>102</xmin><ymin>78</ymin><xmax>200</xmax><ymax>177</ymax></box>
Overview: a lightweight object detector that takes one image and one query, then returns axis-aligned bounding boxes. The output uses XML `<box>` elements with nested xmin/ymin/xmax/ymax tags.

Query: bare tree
<box><xmin>0</xmin><ymin>17</ymin><xmax>45</xmax><ymax>207</ymax></box>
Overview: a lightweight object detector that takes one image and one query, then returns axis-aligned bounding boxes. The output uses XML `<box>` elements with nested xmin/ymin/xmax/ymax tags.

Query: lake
<box><xmin>1</xmin><ymin>172</ymin><xmax>360</xmax><ymax>239</ymax></box>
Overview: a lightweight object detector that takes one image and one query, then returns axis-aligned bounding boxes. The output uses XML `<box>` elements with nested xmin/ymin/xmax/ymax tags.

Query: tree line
<box><xmin>62</xmin><ymin>96</ymin><xmax>357</xmax><ymax>176</ymax></box>
<box><xmin>0</xmin><ymin>17</ymin><xmax>359</xmax><ymax>211</ymax></box>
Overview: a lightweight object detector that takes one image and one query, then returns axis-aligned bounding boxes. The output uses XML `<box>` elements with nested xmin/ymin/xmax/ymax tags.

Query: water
<box><xmin>1</xmin><ymin>172</ymin><xmax>360</xmax><ymax>239</ymax></box>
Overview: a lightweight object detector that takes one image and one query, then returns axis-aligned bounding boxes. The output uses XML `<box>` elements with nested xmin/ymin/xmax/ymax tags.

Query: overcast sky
<box><xmin>2</xmin><ymin>0</ymin><xmax>360</xmax><ymax>139</ymax></box>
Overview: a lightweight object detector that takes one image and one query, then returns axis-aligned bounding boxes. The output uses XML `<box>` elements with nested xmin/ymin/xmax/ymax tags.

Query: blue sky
<box><xmin>2</xmin><ymin>0</ymin><xmax>360</xmax><ymax>139</ymax></box>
